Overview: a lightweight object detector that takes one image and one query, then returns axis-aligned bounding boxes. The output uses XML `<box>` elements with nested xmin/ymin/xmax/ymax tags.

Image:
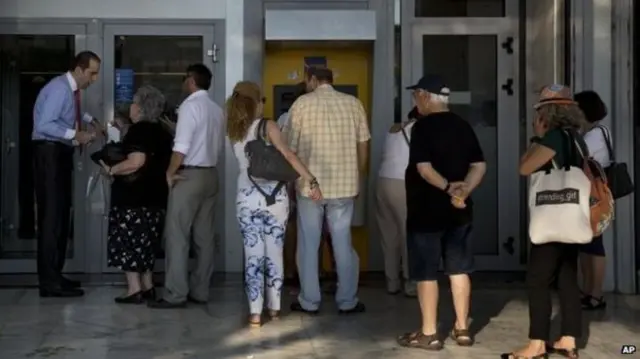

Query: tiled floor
<box><xmin>0</xmin><ymin>281</ymin><xmax>638</xmax><ymax>358</ymax></box>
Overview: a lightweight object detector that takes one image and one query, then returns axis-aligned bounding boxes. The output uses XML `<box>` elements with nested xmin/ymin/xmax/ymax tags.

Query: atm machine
<box><xmin>271</xmin><ymin>84</ymin><xmax>359</xmax><ymax>120</ymax></box>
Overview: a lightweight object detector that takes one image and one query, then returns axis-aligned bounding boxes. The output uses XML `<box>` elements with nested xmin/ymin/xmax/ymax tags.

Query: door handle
<box><xmin>501</xmin><ymin>78</ymin><xmax>514</xmax><ymax>96</ymax></box>
<box><xmin>5</xmin><ymin>138</ymin><xmax>15</xmax><ymax>154</ymax></box>
<box><xmin>503</xmin><ymin>237</ymin><xmax>515</xmax><ymax>256</ymax></box>
<box><xmin>501</xmin><ymin>36</ymin><xmax>514</xmax><ymax>54</ymax></box>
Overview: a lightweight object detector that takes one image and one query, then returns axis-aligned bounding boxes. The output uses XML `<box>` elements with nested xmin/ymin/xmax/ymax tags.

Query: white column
<box><xmin>610</xmin><ymin>0</ymin><xmax>636</xmax><ymax>294</ymax></box>
<box><xmin>223</xmin><ymin>0</ymin><xmax>245</xmax><ymax>272</ymax></box>
<box><xmin>589</xmin><ymin>0</ymin><xmax>616</xmax><ymax>293</ymax></box>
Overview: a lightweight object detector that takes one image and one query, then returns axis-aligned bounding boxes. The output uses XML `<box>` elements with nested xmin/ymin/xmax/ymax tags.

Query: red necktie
<box><xmin>73</xmin><ymin>90</ymin><xmax>82</xmax><ymax>131</ymax></box>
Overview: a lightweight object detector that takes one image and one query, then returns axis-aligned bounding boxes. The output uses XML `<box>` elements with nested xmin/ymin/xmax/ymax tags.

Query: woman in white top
<box><xmin>575</xmin><ymin>90</ymin><xmax>610</xmax><ymax>311</ymax></box>
<box><xmin>226</xmin><ymin>81</ymin><xmax>322</xmax><ymax>327</ymax></box>
<box><xmin>375</xmin><ymin>107</ymin><xmax>418</xmax><ymax>296</ymax></box>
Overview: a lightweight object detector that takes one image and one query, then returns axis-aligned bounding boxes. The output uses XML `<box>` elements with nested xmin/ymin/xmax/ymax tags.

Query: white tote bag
<box><xmin>528</xmin><ymin>161</ymin><xmax>593</xmax><ymax>245</ymax></box>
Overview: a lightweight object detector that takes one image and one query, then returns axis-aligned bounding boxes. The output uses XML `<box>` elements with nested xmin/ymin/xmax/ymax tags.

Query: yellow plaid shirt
<box><xmin>284</xmin><ymin>84</ymin><xmax>371</xmax><ymax>199</ymax></box>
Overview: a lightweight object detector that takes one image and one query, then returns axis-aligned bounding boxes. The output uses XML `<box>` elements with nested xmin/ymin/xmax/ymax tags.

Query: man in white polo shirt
<box><xmin>149</xmin><ymin>63</ymin><xmax>224</xmax><ymax>309</ymax></box>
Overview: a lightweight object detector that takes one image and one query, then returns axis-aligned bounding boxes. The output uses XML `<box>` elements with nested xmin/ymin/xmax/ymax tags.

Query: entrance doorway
<box><xmin>0</xmin><ymin>24</ymin><xmax>89</xmax><ymax>274</ymax></box>
<box><xmin>99</xmin><ymin>23</ymin><xmax>224</xmax><ymax>274</ymax></box>
<box><xmin>408</xmin><ymin>1</ymin><xmax>522</xmax><ymax>270</ymax></box>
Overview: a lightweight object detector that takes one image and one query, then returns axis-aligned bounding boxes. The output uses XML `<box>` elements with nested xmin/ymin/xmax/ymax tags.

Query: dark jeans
<box><xmin>527</xmin><ymin>242</ymin><xmax>582</xmax><ymax>340</ymax></box>
<box><xmin>33</xmin><ymin>141</ymin><xmax>73</xmax><ymax>289</ymax></box>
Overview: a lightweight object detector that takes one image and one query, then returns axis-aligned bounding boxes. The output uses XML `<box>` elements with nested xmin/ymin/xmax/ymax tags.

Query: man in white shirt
<box><xmin>149</xmin><ymin>64</ymin><xmax>224</xmax><ymax>309</ymax></box>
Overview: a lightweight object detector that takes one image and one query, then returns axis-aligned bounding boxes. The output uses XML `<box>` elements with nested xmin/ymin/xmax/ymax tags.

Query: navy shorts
<box><xmin>407</xmin><ymin>223</ymin><xmax>474</xmax><ymax>281</ymax></box>
<box><xmin>579</xmin><ymin>235</ymin><xmax>605</xmax><ymax>256</ymax></box>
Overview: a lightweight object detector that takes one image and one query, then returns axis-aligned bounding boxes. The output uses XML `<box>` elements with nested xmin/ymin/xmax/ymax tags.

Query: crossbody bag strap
<box><xmin>597</xmin><ymin>125</ymin><xmax>615</xmax><ymax>162</ymax></box>
<box><xmin>248</xmin><ymin>175</ymin><xmax>285</xmax><ymax>206</ymax></box>
<box><xmin>400</xmin><ymin>127</ymin><xmax>410</xmax><ymax>146</ymax></box>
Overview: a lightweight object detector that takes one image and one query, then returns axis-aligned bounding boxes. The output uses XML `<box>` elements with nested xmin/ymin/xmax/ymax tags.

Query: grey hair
<box><xmin>429</xmin><ymin>93</ymin><xmax>449</xmax><ymax>105</ymax></box>
<box><xmin>133</xmin><ymin>85</ymin><xmax>166</xmax><ymax>122</ymax></box>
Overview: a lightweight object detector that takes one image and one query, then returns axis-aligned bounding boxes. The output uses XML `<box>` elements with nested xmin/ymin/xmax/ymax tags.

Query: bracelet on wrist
<box><xmin>309</xmin><ymin>177</ymin><xmax>319</xmax><ymax>188</ymax></box>
<box><xmin>443</xmin><ymin>182</ymin><xmax>450</xmax><ymax>192</ymax></box>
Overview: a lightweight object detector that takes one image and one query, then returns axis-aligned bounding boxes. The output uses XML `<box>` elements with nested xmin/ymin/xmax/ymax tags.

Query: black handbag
<box><xmin>244</xmin><ymin>119</ymin><xmax>299</xmax><ymax>205</ymax></box>
<box><xmin>596</xmin><ymin>125</ymin><xmax>634</xmax><ymax>199</ymax></box>
<box><xmin>90</xmin><ymin>141</ymin><xmax>142</xmax><ymax>182</ymax></box>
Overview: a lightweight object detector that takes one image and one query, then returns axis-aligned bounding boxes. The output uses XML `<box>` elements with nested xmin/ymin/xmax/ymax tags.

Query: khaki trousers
<box><xmin>375</xmin><ymin>177</ymin><xmax>409</xmax><ymax>290</ymax></box>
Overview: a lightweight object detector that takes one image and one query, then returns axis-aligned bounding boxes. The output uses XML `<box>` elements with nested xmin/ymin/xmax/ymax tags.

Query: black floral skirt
<box><xmin>107</xmin><ymin>206</ymin><xmax>164</xmax><ymax>273</ymax></box>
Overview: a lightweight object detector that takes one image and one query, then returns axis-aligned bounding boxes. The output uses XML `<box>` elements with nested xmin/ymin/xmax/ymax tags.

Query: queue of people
<box><xmin>34</xmin><ymin>51</ymin><xmax>622</xmax><ymax>357</ymax></box>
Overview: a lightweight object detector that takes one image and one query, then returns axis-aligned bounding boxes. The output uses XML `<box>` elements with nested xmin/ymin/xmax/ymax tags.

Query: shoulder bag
<box><xmin>596</xmin><ymin>125</ymin><xmax>634</xmax><ymax>199</ymax></box>
<box><xmin>245</xmin><ymin>119</ymin><xmax>299</xmax><ymax>205</ymax></box>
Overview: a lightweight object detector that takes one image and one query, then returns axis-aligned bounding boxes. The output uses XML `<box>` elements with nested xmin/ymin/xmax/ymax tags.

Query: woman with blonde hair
<box><xmin>227</xmin><ymin>81</ymin><xmax>322</xmax><ymax>327</ymax></box>
<box><xmin>503</xmin><ymin>85</ymin><xmax>587</xmax><ymax>359</ymax></box>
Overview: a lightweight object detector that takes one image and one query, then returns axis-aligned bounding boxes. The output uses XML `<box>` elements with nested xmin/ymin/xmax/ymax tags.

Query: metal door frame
<box><xmin>98</xmin><ymin>23</ymin><xmax>221</xmax><ymax>273</ymax></box>
<box><xmin>0</xmin><ymin>22</ymin><xmax>88</xmax><ymax>273</ymax></box>
<box><xmin>410</xmin><ymin>19</ymin><xmax>523</xmax><ymax>271</ymax></box>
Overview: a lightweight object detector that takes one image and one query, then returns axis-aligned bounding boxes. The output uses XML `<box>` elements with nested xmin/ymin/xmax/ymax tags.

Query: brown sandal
<box><xmin>268</xmin><ymin>310</ymin><xmax>280</xmax><ymax>320</ymax></box>
<box><xmin>248</xmin><ymin>314</ymin><xmax>261</xmax><ymax>328</ymax></box>
<box><xmin>546</xmin><ymin>345</ymin><xmax>579</xmax><ymax>358</ymax></box>
<box><xmin>450</xmin><ymin>328</ymin><xmax>474</xmax><ymax>346</ymax></box>
<box><xmin>500</xmin><ymin>352</ymin><xmax>549</xmax><ymax>359</ymax></box>
<box><xmin>396</xmin><ymin>332</ymin><xmax>443</xmax><ymax>351</ymax></box>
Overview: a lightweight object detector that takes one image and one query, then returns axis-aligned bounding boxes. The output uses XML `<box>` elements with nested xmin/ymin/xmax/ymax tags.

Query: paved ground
<box><xmin>0</xmin><ymin>281</ymin><xmax>638</xmax><ymax>358</ymax></box>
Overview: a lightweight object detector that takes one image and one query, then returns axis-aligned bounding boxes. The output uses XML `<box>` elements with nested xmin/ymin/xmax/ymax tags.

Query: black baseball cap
<box><xmin>406</xmin><ymin>74</ymin><xmax>451</xmax><ymax>96</ymax></box>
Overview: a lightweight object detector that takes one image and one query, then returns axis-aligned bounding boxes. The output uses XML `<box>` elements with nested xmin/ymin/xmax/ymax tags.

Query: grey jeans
<box><xmin>163</xmin><ymin>167</ymin><xmax>218</xmax><ymax>303</ymax></box>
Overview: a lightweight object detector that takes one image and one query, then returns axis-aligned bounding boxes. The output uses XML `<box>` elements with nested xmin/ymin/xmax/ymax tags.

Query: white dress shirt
<box><xmin>584</xmin><ymin>124</ymin><xmax>612</xmax><ymax>168</ymax></box>
<box><xmin>173</xmin><ymin>90</ymin><xmax>224</xmax><ymax>167</ymax></box>
<box><xmin>378</xmin><ymin>121</ymin><xmax>414</xmax><ymax>180</ymax></box>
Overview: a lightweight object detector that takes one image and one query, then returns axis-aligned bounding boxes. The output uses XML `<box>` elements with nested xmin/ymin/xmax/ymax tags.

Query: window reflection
<box><xmin>114</xmin><ymin>35</ymin><xmax>203</xmax><ymax>113</ymax></box>
<box><xmin>415</xmin><ymin>0</ymin><xmax>505</xmax><ymax>17</ymax></box>
<box><xmin>0</xmin><ymin>35</ymin><xmax>75</xmax><ymax>259</ymax></box>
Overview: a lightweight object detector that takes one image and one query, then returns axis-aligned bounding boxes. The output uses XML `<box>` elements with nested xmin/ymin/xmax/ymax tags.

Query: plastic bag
<box><xmin>86</xmin><ymin>169</ymin><xmax>110</xmax><ymax>215</ymax></box>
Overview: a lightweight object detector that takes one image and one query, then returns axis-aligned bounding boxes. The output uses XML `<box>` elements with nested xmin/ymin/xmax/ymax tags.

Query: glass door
<box><xmin>411</xmin><ymin>20</ymin><xmax>522</xmax><ymax>270</ymax></box>
<box><xmin>100</xmin><ymin>24</ymin><xmax>216</xmax><ymax>273</ymax></box>
<box><xmin>0</xmin><ymin>24</ymin><xmax>88</xmax><ymax>273</ymax></box>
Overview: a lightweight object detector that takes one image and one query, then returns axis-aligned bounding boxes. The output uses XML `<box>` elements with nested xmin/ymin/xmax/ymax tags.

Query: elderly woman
<box><xmin>503</xmin><ymin>85</ymin><xmax>586</xmax><ymax>359</ymax></box>
<box><xmin>100</xmin><ymin>85</ymin><xmax>173</xmax><ymax>304</ymax></box>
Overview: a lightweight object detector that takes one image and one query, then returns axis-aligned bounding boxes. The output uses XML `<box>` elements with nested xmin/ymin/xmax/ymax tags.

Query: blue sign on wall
<box><xmin>114</xmin><ymin>68</ymin><xmax>134</xmax><ymax>104</ymax></box>
<box><xmin>304</xmin><ymin>56</ymin><xmax>327</xmax><ymax>74</ymax></box>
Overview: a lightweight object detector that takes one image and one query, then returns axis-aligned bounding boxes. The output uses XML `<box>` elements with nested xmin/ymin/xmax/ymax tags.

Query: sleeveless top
<box><xmin>232</xmin><ymin>119</ymin><xmax>280</xmax><ymax>190</ymax></box>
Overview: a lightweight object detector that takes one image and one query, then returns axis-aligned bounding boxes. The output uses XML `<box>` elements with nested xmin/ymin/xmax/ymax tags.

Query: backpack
<box><xmin>565</xmin><ymin>129</ymin><xmax>614</xmax><ymax>236</ymax></box>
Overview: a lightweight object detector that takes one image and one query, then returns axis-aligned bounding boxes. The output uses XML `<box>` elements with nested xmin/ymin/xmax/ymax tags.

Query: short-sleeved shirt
<box><xmin>535</xmin><ymin>128</ymin><xmax>587</xmax><ymax>173</ymax></box>
<box><xmin>110</xmin><ymin>121</ymin><xmax>173</xmax><ymax>208</ymax></box>
<box><xmin>284</xmin><ymin>84</ymin><xmax>370</xmax><ymax>199</ymax></box>
<box><xmin>405</xmin><ymin>111</ymin><xmax>485</xmax><ymax>232</ymax></box>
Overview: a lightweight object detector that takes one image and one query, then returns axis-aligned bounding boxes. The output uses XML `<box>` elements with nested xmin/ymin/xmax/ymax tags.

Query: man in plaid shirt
<box><xmin>283</xmin><ymin>67</ymin><xmax>370</xmax><ymax>314</ymax></box>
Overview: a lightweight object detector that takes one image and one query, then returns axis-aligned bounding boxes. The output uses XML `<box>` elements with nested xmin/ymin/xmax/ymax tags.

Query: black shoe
<box><xmin>147</xmin><ymin>299</ymin><xmax>187</xmax><ymax>309</ymax></box>
<box><xmin>40</xmin><ymin>287</ymin><xmax>85</xmax><ymax>298</ymax></box>
<box><xmin>187</xmin><ymin>295</ymin><xmax>207</xmax><ymax>305</ymax></box>
<box><xmin>114</xmin><ymin>292</ymin><xmax>144</xmax><ymax>304</ymax></box>
<box><xmin>142</xmin><ymin>288</ymin><xmax>156</xmax><ymax>301</ymax></box>
<box><xmin>290</xmin><ymin>301</ymin><xmax>319</xmax><ymax>315</ymax></box>
<box><xmin>61</xmin><ymin>277</ymin><xmax>81</xmax><ymax>289</ymax></box>
<box><xmin>338</xmin><ymin>302</ymin><xmax>366</xmax><ymax>315</ymax></box>
<box><xmin>581</xmin><ymin>295</ymin><xmax>606</xmax><ymax>311</ymax></box>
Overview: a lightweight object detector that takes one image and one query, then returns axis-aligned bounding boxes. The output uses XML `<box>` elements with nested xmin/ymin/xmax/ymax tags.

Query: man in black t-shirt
<box><xmin>397</xmin><ymin>75</ymin><xmax>487</xmax><ymax>350</ymax></box>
